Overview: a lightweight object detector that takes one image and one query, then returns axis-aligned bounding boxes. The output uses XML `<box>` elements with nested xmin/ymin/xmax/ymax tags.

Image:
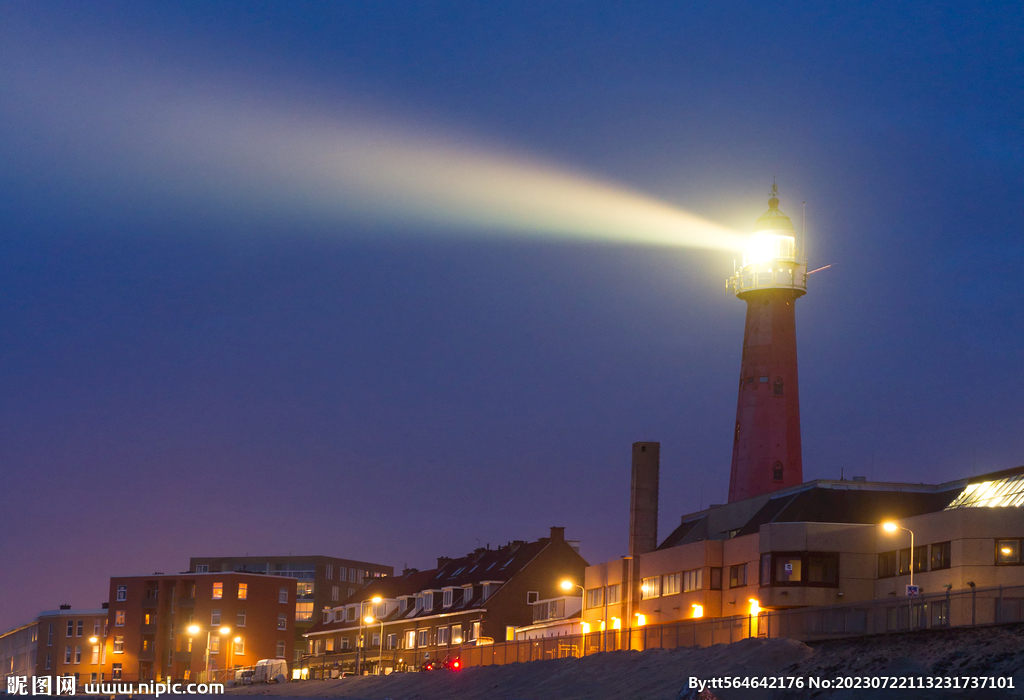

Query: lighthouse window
<box><xmin>774</xmin><ymin>378</ymin><xmax>784</xmax><ymax>396</ymax></box>
<box><xmin>772</xmin><ymin>462</ymin><xmax>784</xmax><ymax>481</ymax></box>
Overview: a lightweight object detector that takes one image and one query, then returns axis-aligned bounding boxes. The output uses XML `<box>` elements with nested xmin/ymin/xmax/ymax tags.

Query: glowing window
<box><xmin>295</xmin><ymin>602</ymin><xmax>314</xmax><ymax>621</ymax></box>
<box><xmin>946</xmin><ymin>473</ymin><xmax>1024</xmax><ymax>509</ymax></box>
<box><xmin>997</xmin><ymin>539</ymin><xmax>1021</xmax><ymax>564</ymax></box>
<box><xmin>212</xmin><ymin>582</ymin><xmax>223</xmax><ymax>599</ymax></box>
<box><xmin>640</xmin><ymin>577</ymin><xmax>660</xmax><ymax>599</ymax></box>
<box><xmin>237</xmin><ymin>583</ymin><xmax>247</xmax><ymax>600</ymax></box>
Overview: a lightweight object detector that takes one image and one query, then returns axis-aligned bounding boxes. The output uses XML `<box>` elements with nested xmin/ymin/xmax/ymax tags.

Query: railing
<box><xmin>300</xmin><ymin>584</ymin><xmax>1024</xmax><ymax>675</ymax></box>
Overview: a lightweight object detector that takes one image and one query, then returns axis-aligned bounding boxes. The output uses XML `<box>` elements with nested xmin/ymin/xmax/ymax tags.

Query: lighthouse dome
<box><xmin>753</xmin><ymin>185</ymin><xmax>795</xmax><ymax>232</ymax></box>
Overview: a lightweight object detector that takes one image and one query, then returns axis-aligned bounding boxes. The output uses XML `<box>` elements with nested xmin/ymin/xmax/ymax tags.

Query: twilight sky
<box><xmin>1</xmin><ymin>1</ymin><xmax>1021</xmax><ymax>631</ymax></box>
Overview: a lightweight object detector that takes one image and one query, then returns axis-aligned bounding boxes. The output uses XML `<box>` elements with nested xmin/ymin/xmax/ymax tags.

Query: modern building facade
<box><xmin>188</xmin><ymin>555</ymin><xmax>393</xmax><ymax>664</ymax></box>
<box><xmin>105</xmin><ymin>572</ymin><xmax>296</xmax><ymax>682</ymax></box>
<box><xmin>726</xmin><ymin>184</ymin><xmax>807</xmax><ymax>502</ymax></box>
<box><xmin>301</xmin><ymin>527</ymin><xmax>586</xmax><ymax>675</ymax></box>
<box><xmin>584</xmin><ymin>463</ymin><xmax>1024</xmax><ymax>639</ymax></box>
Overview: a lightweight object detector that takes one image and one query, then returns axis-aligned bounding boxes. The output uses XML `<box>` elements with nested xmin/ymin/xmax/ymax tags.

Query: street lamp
<box><xmin>560</xmin><ymin>580</ymin><xmax>587</xmax><ymax>657</ymax></box>
<box><xmin>355</xmin><ymin>596</ymin><xmax>382</xmax><ymax>676</ymax></box>
<box><xmin>88</xmin><ymin>637</ymin><xmax>100</xmax><ymax>681</ymax></box>
<box><xmin>363</xmin><ymin>616</ymin><xmax>385</xmax><ymax>674</ymax></box>
<box><xmin>882</xmin><ymin>521</ymin><xmax>916</xmax><ymax>589</ymax></box>
<box><xmin>188</xmin><ymin>624</ymin><xmax>230</xmax><ymax>683</ymax></box>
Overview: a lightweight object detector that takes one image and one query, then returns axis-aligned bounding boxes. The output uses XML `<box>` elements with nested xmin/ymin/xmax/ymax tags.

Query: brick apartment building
<box><xmin>105</xmin><ymin>572</ymin><xmax>296</xmax><ymax>682</ymax></box>
<box><xmin>1</xmin><ymin>605</ymin><xmax>110</xmax><ymax>687</ymax></box>
<box><xmin>301</xmin><ymin>527</ymin><xmax>586</xmax><ymax>675</ymax></box>
<box><xmin>188</xmin><ymin>555</ymin><xmax>392</xmax><ymax>664</ymax></box>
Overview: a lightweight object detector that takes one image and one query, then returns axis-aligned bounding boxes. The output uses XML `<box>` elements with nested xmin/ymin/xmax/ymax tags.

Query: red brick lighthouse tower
<box><xmin>726</xmin><ymin>184</ymin><xmax>807</xmax><ymax>503</ymax></box>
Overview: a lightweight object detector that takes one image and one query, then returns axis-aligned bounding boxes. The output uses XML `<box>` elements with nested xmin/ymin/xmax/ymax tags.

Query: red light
<box><xmin>453</xmin><ymin>660</ymin><xmax>460</xmax><ymax>669</ymax></box>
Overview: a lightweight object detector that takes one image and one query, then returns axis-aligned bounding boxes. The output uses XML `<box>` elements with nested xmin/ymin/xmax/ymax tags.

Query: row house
<box><xmin>104</xmin><ymin>572</ymin><xmax>296</xmax><ymax>682</ymax></box>
<box><xmin>302</xmin><ymin>527</ymin><xmax>586</xmax><ymax>675</ymax></box>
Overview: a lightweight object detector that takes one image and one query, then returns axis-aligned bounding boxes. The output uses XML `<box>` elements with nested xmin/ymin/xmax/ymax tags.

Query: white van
<box><xmin>253</xmin><ymin>659</ymin><xmax>288</xmax><ymax>683</ymax></box>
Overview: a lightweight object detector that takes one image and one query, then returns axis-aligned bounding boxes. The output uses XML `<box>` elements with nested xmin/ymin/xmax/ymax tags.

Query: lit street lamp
<box><xmin>355</xmin><ymin>596</ymin><xmax>382</xmax><ymax>676</ymax></box>
<box><xmin>363</xmin><ymin>616</ymin><xmax>385</xmax><ymax>674</ymax></box>
<box><xmin>559</xmin><ymin>580</ymin><xmax>587</xmax><ymax>656</ymax></box>
<box><xmin>882</xmin><ymin>521</ymin><xmax>916</xmax><ymax>589</ymax></box>
<box><xmin>187</xmin><ymin>624</ymin><xmax>230</xmax><ymax>683</ymax></box>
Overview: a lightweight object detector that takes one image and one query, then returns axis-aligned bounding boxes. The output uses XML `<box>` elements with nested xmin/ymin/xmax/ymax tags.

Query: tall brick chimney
<box><xmin>628</xmin><ymin>442</ymin><xmax>660</xmax><ymax>557</ymax></box>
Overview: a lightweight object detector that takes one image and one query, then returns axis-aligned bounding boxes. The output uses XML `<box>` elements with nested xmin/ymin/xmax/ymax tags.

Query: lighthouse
<box><xmin>725</xmin><ymin>184</ymin><xmax>807</xmax><ymax>503</ymax></box>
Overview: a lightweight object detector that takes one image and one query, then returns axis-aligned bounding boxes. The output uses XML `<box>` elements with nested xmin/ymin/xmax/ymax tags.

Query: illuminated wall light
<box><xmin>580</xmin><ymin>622</ymin><xmax>590</xmax><ymax>634</ymax></box>
<box><xmin>691</xmin><ymin>604</ymin><xmax>703</xmax><ymax>618</ymax></box>
<box><xmin>748</xmin><ymin>599</ymin><xmax>760</xmax><ymax>616</ymax></box>
<box><xmin>612</xmin><ymin>617</ymin><xmax>622</xmax><ymax>630</ymax></box>
<box><xmin>632</xmin><ymin>614</ymin><xmax>644</xmax><ymax>627</ymax></box>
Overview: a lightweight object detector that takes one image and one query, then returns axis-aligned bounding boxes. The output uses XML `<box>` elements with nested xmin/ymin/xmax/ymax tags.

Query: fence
<box><xmin>298</xmin><ymin>584</ymin><xmax>1024</xmax><ymax>675</ymax></box>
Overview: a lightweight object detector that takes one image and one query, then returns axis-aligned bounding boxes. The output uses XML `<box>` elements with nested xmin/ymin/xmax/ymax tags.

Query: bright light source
<box><xmin>234</xmin><ymin>636</ymin><xmax>241</xmax><ymax>643</ymax></box>
<box><xmin>882</xmin><ymin>522</ymin><xmax>898</xmax><ymax>533</ymax></box>
<box><xmin>187</xmin><ymin>625</ymin><xmax>200</xmax><ymax>636</ymax></box>
<box><xmin>691</xmin><ymin>604</ymin><xmax>703</xmax><ymax>618</ymax></box>
<box><xmin>364</xmin><ymin>616</ymin><xmax>374</xmax><ymax>624</ymax></box>
<box><xmin>560</xmin><ymin>580</ymin><xmax>573</xmax><ymax>591</ymax></box>
<box><xmin>219</xmin><ymin>627</ymin><xmax>231</xmax><ymax>636</ymax></box>
<box><xmin>1002</xmin><ymin>547</ymin><xmax>1013</xmax><ymax>555</ymax></box>
<box><xmin>371</xmin><ymin>596</ymin><xmax>382</xmax><ymax>604</ymax></box>
<box><xmin>632</xmin><ymin>614</ymin><xmax>644</xmax><ymax>627</ymax></box>
<box><xmin>453</xmin><ymin>637</ymin><xmax>462</xmax><ymax>644</ymax></box>
<box><xmin>580</xmin><ymin>622</ymin><xmax>590</xmax><ymax>634</ymax></box>
<box><xmin>748</xmin><ymin>599</ymin><xmax>761</xmax><ymax>616</ymax></box>
<box><xmin>743</xmin><ymin>232</ymin><xmax>796</xmax><ymax>266</ymax></box>
<box><xmin>640</xmin><ymin>584</ymin><xmax>648</xmax><ymax>592</ymax></box>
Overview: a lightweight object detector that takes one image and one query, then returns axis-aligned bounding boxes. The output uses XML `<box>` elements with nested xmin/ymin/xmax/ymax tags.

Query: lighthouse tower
<box><xmin>725</xmin><ymin>184</ymin><xmax>807</xmax><ymax>503</ymax></box>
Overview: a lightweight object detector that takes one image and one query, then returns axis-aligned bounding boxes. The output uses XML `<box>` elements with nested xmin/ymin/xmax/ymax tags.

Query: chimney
<box><xmin>629</xmin><ymin>441</ymin><xmax>660</xmax><ymax>557</ymax></box>
<box><xmin>59</xmin><ymin>604</ymin><xmax>71</xmax><ymax>610</ymax></box>
<box><xmin>101</xmin><ymin>602</ymin><xmax>109</xmax><ymax>609</ymax></box>
<box><xmin>549</xmin><ymin>526</ymin><xmax>565</xmax><ymax>542</ymax></box>
<box><xmin>436</xmin><ymin>557</ymin><xmax>452</xmax><ymax>569</ymax></box>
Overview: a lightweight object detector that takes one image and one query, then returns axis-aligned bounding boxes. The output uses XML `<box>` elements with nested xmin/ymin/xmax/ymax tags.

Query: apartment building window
<box><xmin>683</xmin><ymin>568</ymin><xmax>703</xmax><ymax>592</ymax></box>
<box><xmin>297</xmin><ymin>582</ymin><xmax>315</xmax><ymax>599</ymax></box>
<box><xmin>585</xmin><ymin>587</ymin><xmax>603</xmax><ymax>608</ymax></box>
<box><xmin>730</xmin><ymin>563</ymin><xmax>748</xmax><ymax>588</ymax></box>
<box><xmin>64</xmin><ymin>647</ymin><xmax>72</xmax><ymax>664</ymax></box>
<box><xmin>387</xmin><ymin>633</ymin><xmax>397</xmax><ymax>650</ymax></box>
<box><xmin>641</xmin><ymin>576</ymin><xmax>660</xmax><ymax>599</ymax></box>
<box><xmin>116</xmin><ymin>586</ymin><xmax>127</xmax><ymax>602</ymax></box>
<box><xmin>47</xmin><ymin>624</ymin><xmax>53</xmax><ymax>646</ymax></box>
<box><xmin>77</xmin><ymin>620</ymin><xmax>83</xmax><ymax>637</ymax></box>
<box><xmin>710</xmin><ymin>567</ymin><xmax>722</xmax><ymax>590</ymax></box>
<box><xmin>325</xmin><ymin>636</ymin><xmax>335</xmax><ymax>652</ymax></box>
<box><xmin>45</xmin><ymin>654</ymin><xmax>51</xmax><ymax>670</ymax></box>
<box><xmin>471</xmin><ymin>621</ymin><xmax>481</xmax><ymax>642</ymax></box>
<box><xmin>327</xmin><ymin>585</ymin><xmax>337</xmax><ymax>602</ymax></box>
<box><xmin>417</xmin><ymin>629</ymin><xmax>429</xmax><ymax>647</ymax></box>
<box><xmin>338</xmin><ymin>567</ymin><xmax>347</xmax><ymax>582</ymax></box>
<box><xmin>437</xmin><ymin>627</ymin><xmax>449</xmax><ymax>645</ymax></box>
<box><xmin>237</xmin><ymin>583</ymin><xmax>248</xmax><ymax>600</ymax></box>
<box><xmin>91</xmin><ymin>645</ymin><xmax>99</xmax><ymax>664</ymax></box>
<box><xmin>276</xmin><ymin>641</ymin><xmax>286</xmax><ymax>659</ymax></box>
<box><xmin>357</xmin><ymin>570</ymin><xmax>365</xmax><ymax>584</ymax></box>
<box><xmin>482</xmin><ymin>583</ymin><xmax>497</xmax><ymax>601</ymax></box>
<box><xmin>348</xmin><ymin>588</ymin><xmax>355</xmax><ymax>598</ymax></box>
<box><xmin>114</xmin><ymin>611</ymin><xmax>125</xmax><ymax>627</ymax></box>
<box><xmin>349</xmin><ymin>568</ymin><xmax>357</xmax><ymax>583</ymax></box>
<box><xmin>443</xmin><ymin>589</ymin><xmax>453</xmax><ymax>607</ymax></box>
<box><xmin>371</xmin><ymin>633</ymin><xmax>380</xmax><ymax>647</ymax></box>
<box><xmin>296</xmin><ymin>602</ymin><xmax>314</xmax><ymax>621</ymax></box>
<box><xmin>111</xmin><ymin>663</ymin><xmax>122</xmax><ymax>680</ymax></box>
<box><xmin>195</xmin><ymin>565</ymin><xmax>209</xmax><ymax>573</ymax></box>
<box><xmin>74</xmin><ymin>646</ymin><xmax>81</xmax><ymax>664</ymax></box>
<box><xmin>878</xmin><ymin>551</ymin><xmax>898</xmax><ymax>578</ymax></box>
<box><xmin>113</xmin><ymin>637</ymin><xmax>123</xmax><ymax>653</ymax></box>
<box><xmin>929</xmin><ymin>541</ymin><xmax>952</xmax><ymax>569</ymax></box>
<box><xmin>606</xmin><ymin>583</ymin><xmax>621</xmax><ymax>605</ymax></box>
<box><xmin>663</xmin><ymin>572</ymin><xmax>682</xmax><ymax>596</ymax></box>
<box><xmin>93</xmin><ymin>620</ymin><xmax>101</xmax><ymax>637</ymax></box>
<box><xmin>211</xmin><ymin>609</ymin><xmax>221</xmax><ymax>626</ymax></box>
<box><xmin>279</xmin><ymin>587</ymin><xmax>288</xmax><ymax>603</ymax></box>
<box><xmin>762</xmin><ymin>552</ymin><xmax>839</xmax><ymax>586</ymax></box>
<box><xmin>233</xmin><ymin>637</ymin><xmax>244</xmax><ymax>655</ymax></box>
<box><xmin>67</xmin><ymin>621</ymin><xmax>74</xmax><ymax>637</ymax></box>
<box><xmin>277</xmin><ymin>614</ymin><xmax>287</xmax><ymax>631</ymax></box>
<box><xmin>405</xmin><ymin>630</ymin><xmax>415</xmax><ymax>649</ymax></box>
<box><xmin>209</xmin><ymin>636</ymin><xmax>220</xmax><ymax>654</ymax></box>
<box><xmin>462</xmin><ymin>586</ymin><xmax>473</xmax><ymax>606</ymax></box>
<box><xmin>997</xmin><ymin>539</ymin><xmax>1022</xmax><ymax>564</ymax></box>
<box><xmin>212</xmin><ymin>582</ymin><xmax>223</xmax><ymax>599</ymax></box>
<box><xmin>340</xmin><ymin>636</ymin><xmax>349</xmax><ymax>650</ymax></box>
<box><xmin>236</xmin><ymin>611</ymin><xmax>246</xmax><ymax>627</ymax></box>
<box><xmin>326</xmin><ymin>565</ymin><xmax>333</xmax><ymax>580</ymax></box>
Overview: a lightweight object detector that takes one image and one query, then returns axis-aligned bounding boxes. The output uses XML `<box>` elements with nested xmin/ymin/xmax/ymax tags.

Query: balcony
<box><xmin>176</xmin><ymin>597</ymin><xmax>196</xmax><ymax>609</ymax></box>
<box><xmin>173</xmin><ymin>651</ymin><xmax>192</xmax><ymax>664</ymax></box>
<box><xmin>140</xmin><ymin>597</ymin><xmax>159</xmax><ymax>609</ymax></box>
<box><xmin>140</xmin><ymin>624</ymin><xmax>157</xmax><ymax>634</ymax></box>
<box><xmin>137</xmin><ymin>649</ymin><xmax>155</xmax><ymax>662</ymax></box>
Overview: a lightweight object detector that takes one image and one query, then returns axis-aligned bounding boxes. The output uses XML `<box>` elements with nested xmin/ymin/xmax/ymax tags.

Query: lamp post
<box><xmin>188</xmin><ymin>624</ymin><xmax>230</xmax><ymax>684</ymax></box>
<box><xmin>882</xmin><ymin>521</ymin><xmax>916</xmax><ymax>589</ymax></box>
<box><xmin>88</xmin><ymin>636</ymin><xmax>99</xmax><ymax>682</ymax></box>
<box><xmin>363</xmin><ymin>616</ymin><xmax>385</xmax><ymax>674</ymax></box>
<box><xmin>559</xmin><ymin>580</ymin><xmax>586</xmax><ymax>657</ymax></box>
<box><xmin>355</xmin><ymin>596</ymin><xmax>382</xmax><ymax>676</ymax></box>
